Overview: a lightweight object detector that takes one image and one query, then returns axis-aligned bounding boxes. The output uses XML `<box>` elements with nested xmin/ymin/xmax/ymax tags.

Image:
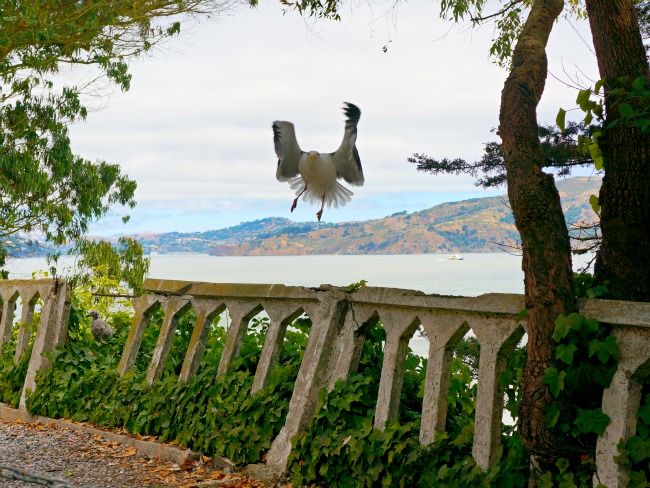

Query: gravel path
<box><xmin>0</xmin><ymin>419</ymin><xmax>270</xmax><ymax>487</ymax></box>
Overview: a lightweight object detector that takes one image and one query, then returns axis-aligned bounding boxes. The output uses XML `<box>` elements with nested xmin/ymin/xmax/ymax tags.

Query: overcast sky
<box><xmin>67</xmin><ymin>1</ymin><xmax>599</xmax><ymax>236</ymax></box>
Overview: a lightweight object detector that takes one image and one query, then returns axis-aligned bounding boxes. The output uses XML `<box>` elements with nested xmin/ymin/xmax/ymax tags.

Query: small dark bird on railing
<box><xmin>86</xmin><ymin>310</ymin><xmax>114</xmax><ymax>340</ymax></box>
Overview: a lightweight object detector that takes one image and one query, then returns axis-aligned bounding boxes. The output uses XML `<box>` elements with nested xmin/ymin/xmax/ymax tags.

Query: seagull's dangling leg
<box><xmin>291</xmin><ymin>184</ymin><xmax>308</xmax><ymax>213</ymax></box>
<box><xmin>316</xmin><ymin>194</ymin><xmax>326</xmax><ymax>222</ymax></box>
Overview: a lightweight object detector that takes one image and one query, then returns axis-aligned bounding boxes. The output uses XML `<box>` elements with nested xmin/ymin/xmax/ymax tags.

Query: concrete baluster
<box><xmin>0</xmin><ymin>291</ymin><xmax>18</xmax><ymax>347</ymax></box>
<box><xmin>251</xmin><ymin>303</ymin><xmax>304</xmax><ymax>393</ymax></box>
<box><xmin>15</xmin><ymin>291</ymin><xmax>38</xmax><ymax>363</ymax></box>
<box><xmin>373</xmin><ymin>310</ymin><xmax>421</xmax><ymax>431</ymax></box>
<box><xmin>178</xmin><ymin>299</ymin><xmax>225</xmax><ymax>382</ymax></box>
<box><xmin>145</xmin><ymin>296</ymin><xmax>192</xmax><ymax>387</ymax></box>
<box><xmin>20</xmin><ymin>281</ymin><xmax>70</xmax><ymax>409</ymax></box>
<box><xmin>419</xmin><ymin>313</ymin><xmax>470</xmax><ymax>445</ymax></box>
<box><xmin>265</xmin><ymin>292</ymin><xmax>348</xmax><ymax>472</ymax></box>
<box><xmin>470</xmin><ymin>316</ymin><xmax>524</xmax><ymax>470</ymax></box>
<box><xmin>117</xmin><ymin>295</ymin><xmax>163</xmax><ymax>376</ymax></box>
<box><xmin>328</xmin><ymin>307</ymin><xmax>379</xmax><ymax>389</ymax></box>
<box><xmin>596</xmin><ymin>328</ymin><xmax>650</xmax><ymax>488</ymax></box>
<box><xmin>217</xmin><ymin>302</ymin><xmax>263</xmax><ymax>377</ymax></box>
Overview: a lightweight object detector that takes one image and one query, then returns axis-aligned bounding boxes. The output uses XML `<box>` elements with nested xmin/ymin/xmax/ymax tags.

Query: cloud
<box><xmin>68</xmin><ymin>2</ymin><xmax>597</xmax><ymax>235</ymax></box>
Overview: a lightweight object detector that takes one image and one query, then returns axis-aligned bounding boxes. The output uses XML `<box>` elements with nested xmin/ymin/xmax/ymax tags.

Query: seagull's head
<box><xmin>308</xmin><ymin>151</ymin><xmax>319</xmax><ymax>161</ymax></box>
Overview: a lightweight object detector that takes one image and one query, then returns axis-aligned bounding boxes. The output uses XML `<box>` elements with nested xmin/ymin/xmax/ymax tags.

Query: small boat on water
<box><xmin>449</xmin><ymin>254</ymin><xmax>464</xmax><ymax>261</ymax></box>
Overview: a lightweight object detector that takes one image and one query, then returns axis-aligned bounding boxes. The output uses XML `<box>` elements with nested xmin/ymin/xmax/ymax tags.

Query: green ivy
<box><xmin>537</xmin><ymin>310</ymin><xmax>618</xmax><ymax>485</ymax></box>
<box><xmin>616</xmin><ymin>379</ymin><xmax>650</xmax><ymax>486</ymax></box>
<box><xmin>25</xmin><ymin>311</ymin><xmax>307</xmax><ymax>465</ymax></box>
<box><xmin>288</xmin><ymin>324</ymin><xmax>530</xmax><ymax>487</ymax></box>
<box><xmin>0</xmin><ymin>340</ymin><xmax>32</xmax><ymax>407</ymax></box>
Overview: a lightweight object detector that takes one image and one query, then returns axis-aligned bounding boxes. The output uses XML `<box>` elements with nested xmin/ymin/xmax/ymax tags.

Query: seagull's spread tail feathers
<box><xmin>289</xmin><ymin>177</ymin><xmax>353</xmax><ymax>209</ymax></box>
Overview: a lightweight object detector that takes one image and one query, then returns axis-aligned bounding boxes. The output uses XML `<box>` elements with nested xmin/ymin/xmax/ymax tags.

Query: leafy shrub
<box><xmin>27</xmin><ymin>309</ymin><xmax>308</xmax><ymax>465</ymax></box>
<box><xmin>0</xmin><ymin>340</ymin><xmax>32</xmax><ymax>407</ymax></box>
<box><xmin>616</xmin><ymin>381</ymin><xmax>650</xmax><ymax>487</ymax></box>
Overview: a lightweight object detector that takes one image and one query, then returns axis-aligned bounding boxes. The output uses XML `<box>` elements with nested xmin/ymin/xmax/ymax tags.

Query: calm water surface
<box><xmin>7</xmin><ymin>253</ymin><xmax>529</xmax><ymax>296</ymax></box>
<box><xmin>5</xmin><ymin>252</ymin><xmax>594</xmax><ymax>296</ymax></box>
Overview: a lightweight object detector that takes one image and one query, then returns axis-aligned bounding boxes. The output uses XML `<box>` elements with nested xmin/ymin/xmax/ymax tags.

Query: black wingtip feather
<box><xmin>342</xmin><ymin>102</ymin><xmax>361</xmax><ymax>122</ymax></box>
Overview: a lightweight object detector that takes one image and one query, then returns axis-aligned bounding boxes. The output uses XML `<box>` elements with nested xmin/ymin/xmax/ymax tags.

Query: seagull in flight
<box><xmin>273</xmin><ymin>102</ymin><xmax>365</xmax><ymax>222</ymax></box>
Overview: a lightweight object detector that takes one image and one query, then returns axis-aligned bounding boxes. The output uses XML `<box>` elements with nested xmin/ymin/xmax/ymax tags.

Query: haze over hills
<box><xmin>134</xmin><ymin>177</ymin><xmax>601</xmax><ymax>256</ymax></box>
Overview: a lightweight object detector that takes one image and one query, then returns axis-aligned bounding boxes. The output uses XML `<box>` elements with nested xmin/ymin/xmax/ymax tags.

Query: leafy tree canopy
<box><xmin>0</xmin><ymin>0</ymin><xmax>240</xmax><ymax>274</ymax></box>
<box><xmin>409</xmin><ymin>122</ymin><xmax>597</xmax><ymax>189</ymax></box>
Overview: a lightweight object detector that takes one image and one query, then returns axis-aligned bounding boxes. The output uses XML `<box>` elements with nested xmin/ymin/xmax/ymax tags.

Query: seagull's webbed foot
<box><xmin>316</xmin><ymin>209</ymin><xmax>323</xmax><ymax>222</ymax></box>
<box><xmin>291</xmin><ymin>185</ymin><xmax>308</xmax><ymax>213</ymax></box>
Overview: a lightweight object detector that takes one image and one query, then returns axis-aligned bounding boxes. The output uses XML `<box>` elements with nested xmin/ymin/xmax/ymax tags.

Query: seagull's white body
<box><xmin>273</xmin><ymin>103</ymin><xmax>364</xmax><ymax>221</ymax></box>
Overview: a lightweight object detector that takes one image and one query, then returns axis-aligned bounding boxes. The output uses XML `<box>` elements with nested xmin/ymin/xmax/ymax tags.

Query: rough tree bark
<box><xmin>586</xmin><ymin>0</ymin><xmax>650</xmax><ymax>301</ymax></box>
<box><xmin>498</xmin><ymin>0</ymin><xmax>577</xmax><ymax>478</ymax></box>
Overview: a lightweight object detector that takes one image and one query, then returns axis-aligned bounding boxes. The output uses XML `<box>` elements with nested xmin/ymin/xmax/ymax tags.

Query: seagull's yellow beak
<box><xmin>309</xmin><ymin>154</ymin><xmax>317</xmax><ymax>161</ymax></box>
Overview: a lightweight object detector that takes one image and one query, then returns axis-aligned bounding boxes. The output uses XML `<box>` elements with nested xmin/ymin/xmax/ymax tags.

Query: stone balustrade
<box><xmin>2</xmin><ymin>277</ymin><xmax>650</xmax><ymax>487</ymax></box>
<box><xmin>0</xmin><ymin>279</ymin><xmax>70</xmax><ymax>409</ymax></box>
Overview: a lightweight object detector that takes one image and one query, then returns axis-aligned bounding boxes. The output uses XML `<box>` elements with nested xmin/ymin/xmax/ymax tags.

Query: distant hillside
<box><xmin>133</xmin><ymin>177</ymin><xmax>601</xmax><ymax>256</ymax></box>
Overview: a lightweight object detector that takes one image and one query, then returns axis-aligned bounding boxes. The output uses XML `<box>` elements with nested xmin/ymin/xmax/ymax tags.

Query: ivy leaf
<box><xmin>556</xmin><ymin>108</ymin><xmax>567</xmax><ymax>132</ymax></box>
<box><xmin>627</xmin><ymin>436</ymin><xmax>650</xmax><ymax>463</ymax></box>
<box><xmin>553</xmin><ymin>315</ymin><xmax>571</xmax><ymax>341</ymax></box>
<box><xmin>628</xmin><ymin>470</ymin><xmax>649</xmax><ymax>486</ymax></box>
<box><xmin>557</xmin><ymin>473</ymin><xmax>577</xmax><ymax>488</ymax></box>
<box><xmin>586</xmin><ymin>285</ymin><xmax>608</xmax><ymax>298</ymax></box>
<box><xmin>574</xmin><ymin>408</ymin><xmax>610</xmax><ymax>435</ymax></box>
<box><xmin>556</xmin><ymin>343</ymin><xmax>577</xmax><ymax>365</ymax></box>
<box><xmin>589</xmin><ymin>194</ymin><xmax>600</xmax><ymax>215</ymax></box>
<box><xmin>437</xmin><ymin>464</ymin><xmax>449</xmax><ymax>480</ymax></box>
<box><xmin>542</xmin><ymin>367</ymin><xmax>565</xmax><ymax>398</ymax></box>
<box><xmin>588</xmin><ymin>335</ymin><xmax>618</xmax><ymax>363</ymax></box>
<box><xmin>538</xmin><ymin>473</ymin><xmax>554</xmax><ymax>488</ymax></box>
<box><xmin>589</xmin><ymin>143</ymin><xmax>602</xmax><ymax>163</ymax></box>
<box><xmin>618</xmin><ymin>103</ymin><xmax>635</xmax><ymax>119</ymax></box>
<box><xmin>632</xmin><ymin>76</ymin><xmax>646</xmax><ymax>91</ymax></box>
<box><xmin>556</xmin><ymin>457</ymin><xmax>570</xmax><ymax>473</ymax></box>
<box><xmin>576</xmin><ymin>88</ymin><xmax>592</xmax><ymax>109</ymax></box>
<box><xmin>544</xmin><ymin>402</ymin><xmax>561</xmax><ymax>428</ymax></box>
<box><xmin>638</xmin><ymin>405</ymin><xmax>650</xmax><ymax>426</ymax></box>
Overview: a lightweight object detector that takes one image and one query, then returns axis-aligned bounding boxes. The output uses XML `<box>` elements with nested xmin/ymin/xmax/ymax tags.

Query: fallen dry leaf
<box><xmin>113</xmin><ymin>446</ymin><xmax>137</xmax><ymax>458</ymax></box>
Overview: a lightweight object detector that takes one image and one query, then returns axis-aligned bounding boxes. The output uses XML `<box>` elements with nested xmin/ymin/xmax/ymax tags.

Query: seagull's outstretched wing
<box><xmin>330</xmin><ymin>102</ymin><xmax>364</xmax><ymax>186</ymax></box>
<box><xmin>273</xmin><ymin>121</ymin><xmax>304</xmax><ymax>182</ymax></box>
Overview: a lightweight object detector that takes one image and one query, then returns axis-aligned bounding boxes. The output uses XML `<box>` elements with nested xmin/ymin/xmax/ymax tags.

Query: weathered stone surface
<box><xmin>596</xmin><ymin>327</ymin><xmax>650</xmax><ymax>487</ymax></box>
<box><xmin>117</xmin><ymin>294</ymin><xmax>162</xmax><ymax>376</ymax></box>
<box><xmin>242</xmin><ymin>463</ymin><xmax>286</xmax><ymax>485</ymax></box>
<box><xmin>373</xmin><ymin>309</ymin><xmax>421</xmax><ymax>430</ymax></box>
<box><xmin>265</xmin><ymin>292</ymin><xmax>349</xmax><ymax>470</ymax></box>
<box><xmin>145</xmin><ymin>296</ymin><xmax>193</xmax><ymax>386</ymax></box>
<box><xmin>419</xmin><ymin>313</ymin><xmax>469</xmax><ymax>445</ymax></box>
<box><xmin>179</xmin><ymin>299</ymin><xmax>226</xmax><ymax>382</ymax></box>
<box><xmin>20</xmin><ymin>280</ymin><xmax>70</xmax><ymax>410</ymax></box>
<box><xmin>471</xmin><ymin>316</ymin><xmax>525</xmax><ymax>469</ymax></box>
<box><xmin>251</xmin><ymin>303</ymin><xmax>303</xmax><ymax>393</ymax></box>
<box><xmin>216</xmin><ymin>301</ymin><xmax>263</xmax><ymax>377</ymax></box>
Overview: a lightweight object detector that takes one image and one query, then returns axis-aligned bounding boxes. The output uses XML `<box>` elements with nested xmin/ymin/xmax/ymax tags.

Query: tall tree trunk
<box><xmin>585</xmin><ymin>0</ymin><xmax>650</xmax><ymax>301</ymax></box>
<box><xmin>498</xmin><ymin>0</ymin><xmax>577</xmax><ymax>478</ymax></box>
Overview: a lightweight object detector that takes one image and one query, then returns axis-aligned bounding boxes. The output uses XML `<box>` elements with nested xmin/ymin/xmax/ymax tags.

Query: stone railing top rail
<box><xmin>142</xmin><ymin>278</ymin><xmax>650</xmax><ymax>327</ymax></box>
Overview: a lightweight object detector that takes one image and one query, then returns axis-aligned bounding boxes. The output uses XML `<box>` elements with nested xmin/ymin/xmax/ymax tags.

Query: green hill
<box><xmin>133</xmin><ymin>177</ymin><xmax>601</xmax><ymax>256</ymax></box>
